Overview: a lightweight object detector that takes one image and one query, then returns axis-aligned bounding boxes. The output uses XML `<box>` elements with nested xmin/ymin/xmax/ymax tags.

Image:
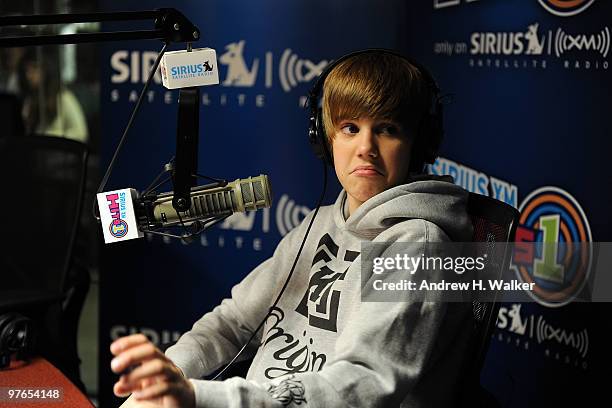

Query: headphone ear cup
<box><xmin>423</xmin><ymin>119</ymin><xmax>442</xmax><ymax>165</ymax></box>
<box><xmin>409</xmin><ymin>104</ymin><xmax>444</xmax><ymax>173</ymax></box>
<box><xmin>308</xmin><ymin>108</ymin><xmax>333</xmax><ymax>166</ymax></box>
<box><xmin>409</xmin><ymin>116</ymin><xmax>429</xmax><ymax>173</ymax></box>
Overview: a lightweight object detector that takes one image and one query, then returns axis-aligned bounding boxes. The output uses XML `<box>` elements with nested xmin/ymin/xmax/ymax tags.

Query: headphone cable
<box><xmin>210</xmin><ymin>160</ymin><xmax>328</xmax><ymax>381</ymax></box>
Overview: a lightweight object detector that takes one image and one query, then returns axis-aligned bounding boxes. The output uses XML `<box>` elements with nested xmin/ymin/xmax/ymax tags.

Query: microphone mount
<box><xmin>137</xmin><ymin>159</ymin><xmax>231</xmax><ymax>243</ymax></box>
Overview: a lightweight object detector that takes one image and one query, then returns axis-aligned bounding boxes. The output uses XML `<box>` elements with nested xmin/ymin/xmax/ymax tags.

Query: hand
<box><xmin>111</xmin><ymin>334</ymin><xmax>195</xmax><ymax>408</ymax></box>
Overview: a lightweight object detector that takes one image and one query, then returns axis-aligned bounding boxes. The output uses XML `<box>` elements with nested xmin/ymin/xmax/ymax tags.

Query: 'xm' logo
<box><xmin>511</xmin><ymin>186</ymin><xmax>592</xmax><ymax>307</ymax></box>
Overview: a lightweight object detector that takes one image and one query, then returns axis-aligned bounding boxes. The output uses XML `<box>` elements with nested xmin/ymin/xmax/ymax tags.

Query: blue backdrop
<box><xmin>98</xmin><ymin>0</ymin><xmax>608</xmax><ymax>405</ymax></box>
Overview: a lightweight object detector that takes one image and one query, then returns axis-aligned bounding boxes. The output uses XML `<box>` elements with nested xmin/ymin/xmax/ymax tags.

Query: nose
<box><xmin>356</xmin><ymin>127</ymin><xmax>378</xmax><ymax>158</ymax></box>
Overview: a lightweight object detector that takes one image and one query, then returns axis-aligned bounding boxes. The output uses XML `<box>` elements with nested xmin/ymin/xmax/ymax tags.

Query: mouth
<box><xmin>351</xmin><ymin>165</ymin><xmax>383</xmax><ymax>176</ymax></box>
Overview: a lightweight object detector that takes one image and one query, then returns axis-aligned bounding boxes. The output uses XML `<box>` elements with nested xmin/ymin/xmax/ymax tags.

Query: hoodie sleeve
<box><xmin>164</xmin><ymin>219</ymin><xmax>311</xmax><ymax>380</ymax></box>
<box><xmin>184</xmin><ymin>219</ymin><xmax>474</xmax><ymax>408</ymax></box>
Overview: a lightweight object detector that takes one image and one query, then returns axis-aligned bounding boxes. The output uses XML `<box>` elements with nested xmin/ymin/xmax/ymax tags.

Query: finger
<box><xmin>133</xmin><ymin>380</ymin><xmax>174</xmax><ymax>401</ymax></box>
<box><xmin>113</xmin><ymin>373</ymin><xmax>148</xmax><ymax>397</ymax></box>
<box><xmin>113</xmin><ymin>373</ymin><xmax>159</xmax><ymax>398</ymax></box>
<box><xmin>124</xmin><ymin>359</ymin><xmax>179</xmax><ymax>386</ymax></box>
<box><xmin>111</xmin><ymin>342</ymin><xmax>163</xmax><ymax>374</ymax></box>
<box><xmin>113</xmin><ymin>379</ymin><xmax>134</xmax><ymax>397</ymax></box>
<box><xmin>140</xmin><ymin>376</ymin><xmax>157</xmax><ymax>392</ymax></box>
<box><xmin>110</xmin><ymin>333</ymin><xmax>149</xmax><ymax>356</ymax></box>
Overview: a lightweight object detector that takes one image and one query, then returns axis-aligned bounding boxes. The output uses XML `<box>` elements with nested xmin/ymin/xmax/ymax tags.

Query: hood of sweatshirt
<box><xmin>334</xmin><ymin>175</ymin><xmax>472</xmax><ymax>241</ymax></box>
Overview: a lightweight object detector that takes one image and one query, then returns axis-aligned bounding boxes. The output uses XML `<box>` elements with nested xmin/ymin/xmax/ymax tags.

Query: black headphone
<box><xmin>306</xmin><ymin>48</ymin><xmax>444</xmax><ymax>173</ymax></box>
<box><xmin>0</xmin><ymin>312</ymin><xmax>36</xmax><ymax>369</ymax></box>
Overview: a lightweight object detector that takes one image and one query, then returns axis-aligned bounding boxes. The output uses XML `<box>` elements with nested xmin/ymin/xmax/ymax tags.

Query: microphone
<box><xmin>96</xmin><ymin>175</ymin><xmax>272</xmax><ymax>244</ymax></box>
<box><xmin>149</xmin><ymin>174</ymin><xmax>272</xmax><ymax>227</ymax></box>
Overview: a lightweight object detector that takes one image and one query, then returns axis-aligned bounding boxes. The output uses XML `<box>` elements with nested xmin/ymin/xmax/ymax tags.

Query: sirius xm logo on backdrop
<box><xmin>110</xmin><ymin>325</ymin><xmax>181</xmax><ymax>347</ymax></box>
<box><xmin>109</xmin><ymin>40</ymin><xmax>328</xmax><ymax>108</ymax></box>
<box><xmin>495</xmin><ymin>304</ymin><xmax>590</xmax><ymax>370</ymax></box>
<box><xmin>429</xmin><ymin>156</ymin><xmax>518</xmax><ymax>207</ymax></box>
<box><xmin>433</xmin><ymin>21</ymin><xmax>609</xmax><ymax>70</ymax></box>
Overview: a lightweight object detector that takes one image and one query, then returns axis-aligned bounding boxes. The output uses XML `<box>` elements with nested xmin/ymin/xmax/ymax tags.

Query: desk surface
<box><xmin>0</xmin><ymin>356</ymin><xmax>94</xmax><ymax>407</ymax></box>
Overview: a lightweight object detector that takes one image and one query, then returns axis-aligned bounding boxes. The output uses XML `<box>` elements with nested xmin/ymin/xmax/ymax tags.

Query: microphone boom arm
<box><xmin>0</xmin><ymin>8</ymin><xmax>200</xmax><ymax>47</ymax></box>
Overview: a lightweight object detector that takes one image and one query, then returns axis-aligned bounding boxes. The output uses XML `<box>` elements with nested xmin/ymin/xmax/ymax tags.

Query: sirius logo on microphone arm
<box><xmin>169</xmin><ymin>60</ymin><xmax>214</xmax><ymax>79</ymax></box>
<box><xmin>160</xmin><ymin>47</ymin><xmax>219</xmax><ymax>89</ymax></box>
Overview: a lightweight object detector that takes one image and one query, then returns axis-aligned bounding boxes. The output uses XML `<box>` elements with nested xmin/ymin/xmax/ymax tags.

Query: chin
<box><xmin>349</xmin><ymin>186</ymin><xmax>386</xmax><ymax>203</ymax></box>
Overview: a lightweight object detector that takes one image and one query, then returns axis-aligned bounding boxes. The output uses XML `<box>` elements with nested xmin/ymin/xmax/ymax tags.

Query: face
<box><xmin>331</xmin><ymin>117</ymin><xmax>412</xmax><ymax>216</ymax></box>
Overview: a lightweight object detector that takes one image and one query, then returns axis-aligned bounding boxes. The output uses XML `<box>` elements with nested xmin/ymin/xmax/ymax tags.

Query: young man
<box><xmin>111</xmin><ymin>50</ymin><xmax>473</xmax><ymax>408</ymax></box>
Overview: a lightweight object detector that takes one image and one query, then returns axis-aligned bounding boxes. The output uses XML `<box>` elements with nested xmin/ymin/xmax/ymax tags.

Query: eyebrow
<box><xmin>375</xmin><ymin>117</ymin><xmax>401</xmax><ymax>125</ymax></box>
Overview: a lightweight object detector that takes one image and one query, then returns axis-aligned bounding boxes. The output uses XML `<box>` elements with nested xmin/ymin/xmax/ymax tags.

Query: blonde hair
<box><xmin>321</xmin><ymin>52</ymin><xmax>431</xmax><ymax>146</ymax></box>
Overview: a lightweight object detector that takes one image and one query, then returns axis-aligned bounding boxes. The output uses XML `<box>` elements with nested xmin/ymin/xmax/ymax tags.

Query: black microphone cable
<box><xmin>210</xmin><ymin>159</ymin><xmax>328</xmax><ymax>381</ymax></box>
<box><xmin>92</xmin><ymin>42</ymin><xmax>169</xmax><ymax>221</ymax></box>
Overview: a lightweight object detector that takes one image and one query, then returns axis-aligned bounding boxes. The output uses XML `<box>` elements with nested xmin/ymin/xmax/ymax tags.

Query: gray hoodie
<box><xmin>165</xmin><ymin>176</ymin><xmax>474</xmax><ymax>407</ymax></box>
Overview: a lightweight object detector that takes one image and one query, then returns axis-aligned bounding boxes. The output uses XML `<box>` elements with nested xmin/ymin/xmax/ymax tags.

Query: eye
<box><xmin>378</xmin><ymin>123</ymin><xmax>400</xmax><ymax>135</ymax></box>
<box><xmin>340</xmin><ymin>123</ymin><xmax>359</xmax><ymax>135</ymax></box>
